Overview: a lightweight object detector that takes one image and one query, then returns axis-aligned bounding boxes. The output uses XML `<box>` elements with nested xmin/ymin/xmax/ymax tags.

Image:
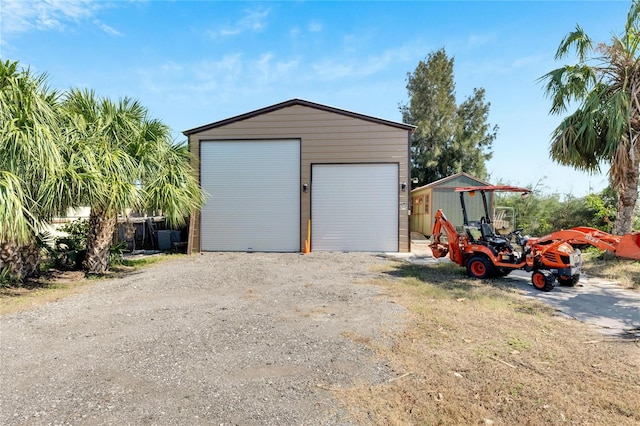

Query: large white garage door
<box><xmin>312</xmin><ymin>163</ymin><xmax>398</xmax><ymax>252</ymax></box>
<box><xmin>200</xmin><ymin>140</ymin><xmax>300</xmax><ymax>251</ymax></box>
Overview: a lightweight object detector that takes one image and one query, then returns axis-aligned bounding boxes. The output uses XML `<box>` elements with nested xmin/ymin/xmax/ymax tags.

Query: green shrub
<box><xmin>108</xmin><ymin>241</ymin><xmax>127</xmax><ymax>266</ymax></box>
<box><xmin>51</xmin><ymin>219</ymin><xmax>89</xmax><ymax>269</ymax></box>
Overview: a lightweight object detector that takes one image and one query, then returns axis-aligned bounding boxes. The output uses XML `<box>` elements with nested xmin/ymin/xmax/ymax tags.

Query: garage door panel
<box><xmin>312</xmin><ymin>164</ymin><xmax>398</xmax><ymax>252</ymax></box>
<box><xmin>200</xmin><ymin>140</ymin><xmax>300</xmax><ymax>252</ymax></box>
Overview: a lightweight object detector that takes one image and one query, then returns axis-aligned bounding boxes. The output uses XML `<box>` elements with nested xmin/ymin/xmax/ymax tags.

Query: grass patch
<box><xmin>581</xmin><ymin>252</ymin><xmax>640</xmax><ymax>289</ymax></box>
<box><xmin>339</xmin><ymin>260</ymin><xmax>640</xmax><ymax>425</ymax></box>
<box><xmin>118</xmin><ymin>254</ymin><xmax>169</xmax><ymax>269</ymax></box>
<box><xmin>0</xmin><ymin>253</ymin><xmax>171</xmax><ymax>316</ymax></box>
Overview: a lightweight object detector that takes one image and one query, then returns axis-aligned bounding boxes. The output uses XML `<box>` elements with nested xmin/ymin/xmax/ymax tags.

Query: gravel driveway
<box><xmin>0</xmin><ymin>252</ymin><xmax>406</xmax><ymax>425</ymax></box>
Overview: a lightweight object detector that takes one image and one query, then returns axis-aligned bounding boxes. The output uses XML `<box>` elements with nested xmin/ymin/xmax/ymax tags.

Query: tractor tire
<box><xmin>557</xmin><ymin>274</ymin><xmax>580</xmax><ymax>286</ymax></box>
<box><xmin>466</xmin><ymin>256</ymin><xmax>495</xmax><ymax>279</ymax></box>
<box><xmin>532</xmin><ymin>271</ymin><xmax>555</xmax><ymax>292</ymax></box>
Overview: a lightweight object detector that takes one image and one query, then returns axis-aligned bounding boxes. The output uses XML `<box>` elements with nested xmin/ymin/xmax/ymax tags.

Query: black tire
<box><xmin>532</xmin><ymin>271</ymin><xmax>555</xmax><ymax>292</ymax></box>
<box><xmin>495</xmin><ymin>268</ymin><xmax>512</xmax><ymax>277</ymax></box>
<box><xmin>466</xmin><ymin>256</ymin><xmax>495</xmax><ymax>279</ymax></box>
<box><xmin>557</xmin><ymin>274</ymin><xmax>580</xmax><ymax>286</ymax></box>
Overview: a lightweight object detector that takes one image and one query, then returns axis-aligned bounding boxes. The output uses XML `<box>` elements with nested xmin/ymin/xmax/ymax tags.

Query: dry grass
<box><xmin>581</xmin><ymin>253</ymin><xmax>640</xmax><ymax>289</ymax></box>
<box><xmin>0</xmin><ymin>270</ymin><xmax>92</xmax><ymax>315</ymax></box>
<box><xmin>340</xmin><ymin>262</ymin><xmax>640</xmax><ymax>425</ymax></box>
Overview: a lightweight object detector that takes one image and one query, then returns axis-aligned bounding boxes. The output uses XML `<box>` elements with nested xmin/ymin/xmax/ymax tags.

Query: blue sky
<box><xmin>1</xmin><ymin>0</ymin><xmax>632</xmax><ymax>197</ymax></box>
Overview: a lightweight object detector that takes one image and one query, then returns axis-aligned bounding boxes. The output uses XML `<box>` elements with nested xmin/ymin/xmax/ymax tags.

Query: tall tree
<box><xmin>0</xmin><ymin>60</ymin><xmax>63</xmax><ymax>279</ymax></box>
<box><xmin>401</xmin><ymin>48</ymin><xmax>496</xmax><ymax>186</ymax></box>
<box><xmin>540</xmin><ymin>1</ymin><xmax>640</xmax><ymax>234</ymax></box>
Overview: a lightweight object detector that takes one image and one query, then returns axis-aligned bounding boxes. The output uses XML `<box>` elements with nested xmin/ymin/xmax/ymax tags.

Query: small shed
<box><xmin>184</xmin><ymin>99</ymin><xmax>415</xmax><ymax>253</ymax></box>
<box><xmin>410</xmin><ymin>172</ymin><xmax>492</xmax><ymax>236</ymax></box>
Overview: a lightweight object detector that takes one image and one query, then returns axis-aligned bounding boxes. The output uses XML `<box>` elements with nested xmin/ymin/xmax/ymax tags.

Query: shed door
<box><xmin>312</xmin><ymin>164</ymin><xmax>398</xmax><ymax>252</ymax></box>
<box><xmin>200</xmin><ymin>140</ymin><xmax>300</xmax><ymax>251</ymax></box>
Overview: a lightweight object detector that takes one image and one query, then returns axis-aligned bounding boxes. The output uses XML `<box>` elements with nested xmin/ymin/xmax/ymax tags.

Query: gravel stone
<box><xmin>0</xmin><ymin>252</ymin><xmax>406</xmax><ymax>425</ymax></box>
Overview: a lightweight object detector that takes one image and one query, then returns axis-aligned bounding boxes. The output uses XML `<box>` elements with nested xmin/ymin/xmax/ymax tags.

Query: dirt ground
<box><xmin>0</xmin><ymin>252</ymin><xmax>406</xmax><ymax>425</ymax></box>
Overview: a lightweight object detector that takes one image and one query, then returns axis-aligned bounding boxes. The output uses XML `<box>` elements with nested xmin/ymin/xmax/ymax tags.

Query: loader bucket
<box><xmin>615</xmin><ymin>232</ymin><xmax>640</xmax><ymax>260</ymax></box>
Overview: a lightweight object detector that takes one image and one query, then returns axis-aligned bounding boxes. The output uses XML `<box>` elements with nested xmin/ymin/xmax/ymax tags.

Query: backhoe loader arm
<box><xmin>537</xmin><ymin>228</ymin><xmax>640</xmax><ymax>261</ymax></box>
<box><xmin>429</xmin><ymin>209</ymin><xmax>465</xmax><ymax>266</ymax></box>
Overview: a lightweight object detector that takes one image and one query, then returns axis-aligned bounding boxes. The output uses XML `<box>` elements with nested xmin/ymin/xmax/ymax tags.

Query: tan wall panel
<box><xmin>189</xmin><ymin>105</ymin><xmax>411</xmax><ymax>253</ymax></box>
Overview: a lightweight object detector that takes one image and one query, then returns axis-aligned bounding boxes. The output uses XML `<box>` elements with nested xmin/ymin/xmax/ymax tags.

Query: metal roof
<box><xmin>454</xmin><ymin>185</ymin><xmax>531</xmax><ymax>193</ymax></box>
<box><xmin>183</xmin><ymin>98</ymin><xmax>416</xmax><ymax>136</ymax></box>
<box><xmin>411</xmin><ymin>172</ymin><xmax>491</xmax><ymax>192</ymax></box>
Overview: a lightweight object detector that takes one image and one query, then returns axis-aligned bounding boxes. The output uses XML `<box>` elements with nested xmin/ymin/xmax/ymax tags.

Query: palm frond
<box><xmin>539</xmin><ymin>65</ymin><xmax>597</xmax><ymax>114</ymax></box>
<box><xmin>555</xmin><ymin>25</ymin><xmax>593</xmax><ymax>61</ymax></box>
<box><xmin>624</xmin><ymin>0</ymin><xmax>640</xmax><ymax>53</ymax></box>
<box><xmin>143</xmin><ymin>143</ymin><xmax>205</xmax><ymax>228</ymax></box>
<box><xmin>0</xmin><ymin>171</ymin><xmax>38</xmax><ymax>244</ymax></box>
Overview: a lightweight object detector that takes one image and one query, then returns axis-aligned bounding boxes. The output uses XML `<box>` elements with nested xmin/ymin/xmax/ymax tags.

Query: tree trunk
<box><xmin>612</xmin><ymin>144</ymin><xmax>640</xmax><ymax>235</ymax></box>
<box><xmin>0</xmin><ymin>241</ymin><xmax>40</xmax><ymax>281</ymax></box>
<box><xmin>19</xmin><ymin>242</ymin><xmax>40</xmax><ymax>278</ymax></box>
<box><xmin>0</xmin><ymin>241</ymin><xmax>23</xmax><ymax>280</ymax></box>
<box><xmin>84</xmin><ymin>210</ymin><xmax>117</xmax><ymax>274</ymax></box>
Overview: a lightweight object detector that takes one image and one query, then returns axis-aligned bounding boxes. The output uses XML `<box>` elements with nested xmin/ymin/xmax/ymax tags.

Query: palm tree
<box><xmin>59</xmin><ymin>89</ymin><xmax>203</xmax><ymax>274</ymax></box>
<box><xmin>540</xmin><ymin>1</ymin><xmax>640</xmax><ymax>234</ymax></box>
<box><xmin>136</xmin><ymin>124</ymin><xmax>205</xmax><ymax>230</ymax></box>
<box><xmin>0</xmin><ymin>60</ymin><xmax>63</xmax><ymax>279</ymax></box>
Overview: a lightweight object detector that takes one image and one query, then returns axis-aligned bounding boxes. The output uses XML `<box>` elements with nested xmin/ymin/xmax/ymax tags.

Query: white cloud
<box><xmin>192</xmin><ymin>54</ymin><xmax>244</xmax><ymax>84</ymax></box>
<box><xmin>467</xmin><ymin>32</ymin><xmax>497</xmax><ymax>48</ymax></box>
<box><xmin>254</xmin><ymin>53</ymin><xmax>299</xmax><ymax>84</ymax></box>
<box><xmin>135</xmin><ymin>51</ymin><xmax>303</xmax><ymax>108</ymax></box>
<box><xmin>511</xmin><ymin>54</ymin><xmax>544</xmax><ymax>70</ymax></box>
<box><xmin>311</xmin><ymin>43</ymin><xmax>415</xmax><ymax>81</ymax></box>
<box><xmin>1</xmin><ymin>0</ymin><xmax>121</xmax><ymax>36</ymax></box>
<box><xmin>289</xmin><ymin>26</ymin><xmax>300</xmax><ymax>38</ymax></box>
<box><xmin>207</xmin><ymin>6</ymin><xmax>270</xmax><ymax>38</ymax></box>
<box><xmin>312</xmin><ymin>60</ymin><xmax>353</xmax><ymax>81</ymax></box>
<box><xmin>308</xmin><ymin>20</ymin><xmax>322</xmax><ymax>33</ymax></box>
<box><xmin>93</xmin><ymin>20</ymin><xmax>123</xmax><ymax>37</ymax></box>
<box><xmin>463</xmin><ymin>53</ymin><xmax>547</xmax><ymax>78</ymax></box>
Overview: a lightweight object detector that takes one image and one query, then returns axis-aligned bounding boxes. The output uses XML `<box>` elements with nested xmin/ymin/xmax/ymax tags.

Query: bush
<box><xmin>50</xmin><ymin>219</ymin><xmax>89</xmax><ymax>270</ymax></box>
<box><xmin>108</xmin><ymin>241</ymin><xmax>127</xmax><ymax>266</ymax></box>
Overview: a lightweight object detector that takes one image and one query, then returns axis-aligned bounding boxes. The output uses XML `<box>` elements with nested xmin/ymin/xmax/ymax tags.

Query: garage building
<box><xmin>184</xmin><ymin>99</ymin><xmax>414</xmax><ymax>253</ymax></box>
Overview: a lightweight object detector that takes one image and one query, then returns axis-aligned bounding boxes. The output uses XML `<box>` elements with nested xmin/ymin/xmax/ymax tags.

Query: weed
<box><xmin>506</xmin><ymin>337</ymin><xmax>531</xmax><ymax>351</ymax></box>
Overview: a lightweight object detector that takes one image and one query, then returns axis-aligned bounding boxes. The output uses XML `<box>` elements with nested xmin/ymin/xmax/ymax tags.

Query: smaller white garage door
<box><xmin>312</xmin><ymin>163</ymin><xmax>398</xmax><ymax>252</ymax></box>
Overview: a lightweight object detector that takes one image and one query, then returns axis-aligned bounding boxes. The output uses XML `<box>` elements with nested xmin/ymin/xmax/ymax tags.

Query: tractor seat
<box><xmin>480</xmin><ymin>223</ymin><xmax>511</xmax><ymax>249</ymax></box>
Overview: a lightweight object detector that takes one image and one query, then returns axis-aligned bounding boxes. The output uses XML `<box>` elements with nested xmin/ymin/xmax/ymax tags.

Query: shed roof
<box><xmin>183</xmin><ymin>98</ymin><xmax>416</xmax><ymax>136</ymax></box>
<box><xmin>411</xmin><ymin>172</ymin><xmax>491</xmax><ymax>193</ymax></box>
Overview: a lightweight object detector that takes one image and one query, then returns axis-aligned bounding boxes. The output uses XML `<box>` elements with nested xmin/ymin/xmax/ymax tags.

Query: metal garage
<box><xmin>200</xmin><ymin>140</ymin><xmax>300</xmax><ymax>251</ymax></box>
<box><xmin>312</xmin><ymin>164</ymin><xmax>398</xmax><ymax>251</ymax></box>
<box><xmin>184</xmin><ymin>99</ymin><xmax>414</xmax><ymax>253</ymax></box>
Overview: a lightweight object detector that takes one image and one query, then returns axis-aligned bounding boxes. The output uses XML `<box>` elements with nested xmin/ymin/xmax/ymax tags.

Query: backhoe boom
<box><xmin>429</xmin><ymin>209</ymin><xmax>465</xmax><ymax>266</ymax></box>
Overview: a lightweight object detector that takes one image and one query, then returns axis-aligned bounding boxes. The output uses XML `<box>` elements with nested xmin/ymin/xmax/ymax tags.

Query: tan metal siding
<box><xmin>189</xmin><ymin>105</ymin><xmax>410</xmax><ymax>252</ymax></box>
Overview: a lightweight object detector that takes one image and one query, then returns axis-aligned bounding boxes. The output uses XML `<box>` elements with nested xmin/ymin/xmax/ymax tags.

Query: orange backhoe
<box><xmin>429</xmin><ymin>185</ymin><xmax>640</xmax><ymax>291</ymax></box>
